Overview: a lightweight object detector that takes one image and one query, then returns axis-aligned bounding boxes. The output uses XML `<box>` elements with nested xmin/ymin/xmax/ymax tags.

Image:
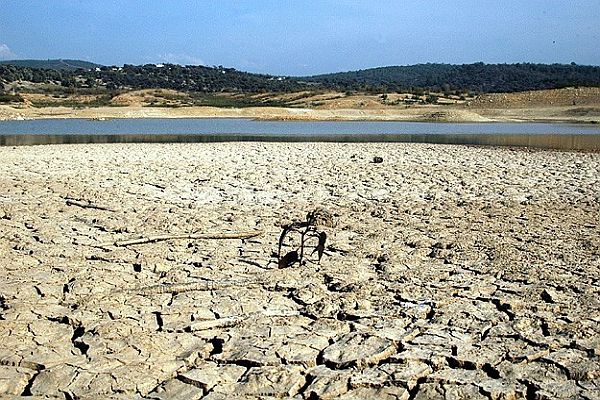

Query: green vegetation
<box><xmin>425</xmin><ymin>94</ymin><xmax>439</xmax><ymax>104</ymax></box>
<box><xmin>29</xmin><ymin>95</ymin><xmax>126</xmax><ymax>109</ymax></box>
<box><xmin>187</xmin><ymin>93</ymin><xmax>289</xmax><ymax>108</ymax></box>
<box><xmin>1</xmin><ymin>61</ymin><xmax>599</xmax><ymax>108</ymax></box>
<box><xmin>0</xmin><ymin>93</ymin><xmax>24</xmax><ymax>103</ymax></box>
<box><xmin>308</xmin><ymin>63</ymin><xmax>600</xmax><ymax>93</ymax></box>
<box><xmin>0</xmin><ymin>59</ymin><xmax>101</xmax><ymax>71</ymax></box>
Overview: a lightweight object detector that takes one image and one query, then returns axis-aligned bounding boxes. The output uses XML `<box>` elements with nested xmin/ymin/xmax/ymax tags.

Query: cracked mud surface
<box><xmin>0</xmin><ymin>142</ymin><xmax>599</xmax><ymax>399</ymax></box>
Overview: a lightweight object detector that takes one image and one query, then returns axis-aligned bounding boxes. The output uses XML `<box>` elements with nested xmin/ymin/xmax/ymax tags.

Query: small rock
<box><xmin>442</xmin><ymin>384</ymin><xmax>488</xmax><ymax>399</ymax></box>
<box><xmin>179</xmin><ymin>363</ymin><xmax>246</xmax><ymax>391</ymax></box>
<box><xmin>543</xmin><ymin>349</ymin><xmax>599</xmax><ymax>381</ymax></box>
<box><xmin>277</xmin><ymin>334</ymin><xmax>329</xmax><ymax>368</ymax></box>
<box><xmin>541</xmin><ymin>288</ymin><xmax>557</xmax><ymax>304</ymax></box>
<box><xmin>291</xmin><ymin>283</ymin><xmax>327</xmax><ymax>306</ymax></box>
<box><xmin>214</xmin><ymin>336</ymin><xmax>280</xmax><ymax>366</ymax></box>
<box><xmin>0</xmin><ymin>366</ymin><xmax>35</xmax><ymax>395</ymax></box>
<box><xmin>428</xmin><ymin>368</ymin><xmax>488</xmax><ymax>386</ymax></box>
<box><xmin>30</xmin><ymin>364</ymin><xmax>79</xmax><ymax>397</ymax></box>
<box><xmin>413</xmin><ymin>382</ymin><xmax>444</xmax><ymax>399</ymax></box>
<box><xmin>148</xmin><ymin>378</ymin><xmax>204</xmax><ymax>400</ymax></box>
<box><xmin>322</xmin><ymin>333</ymin><xmax>396</xmax><ymax>369</ymax></box>
<box><xmin>350</xmin><ymin>361</ymin><xmax>431</xmax><ymax>391</ymax></box>
<box><xmin>339</xmin><ymin>386</ymin><xmax>410</xmax><ymax>400</ymax></box>
<box><xmin>536</xmin><ymin>380</ymin><xmax>581</xmax><ymax>400</ymax></box>
<box><xmin>235</xmin><ymin>366</ymin><xmax>304</xmax><ymax>397</ymax></box>
<box><xmin>306</xmin><ymin>365</ymin><xmax>353</xmax><ymax>399</ymax></box>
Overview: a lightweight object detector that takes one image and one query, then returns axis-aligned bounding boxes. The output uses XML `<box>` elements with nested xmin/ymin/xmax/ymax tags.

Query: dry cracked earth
<box><xmin>0</xmin><ymin>142</ymin><xmax>599</xmax><ymax>399</ymax></box>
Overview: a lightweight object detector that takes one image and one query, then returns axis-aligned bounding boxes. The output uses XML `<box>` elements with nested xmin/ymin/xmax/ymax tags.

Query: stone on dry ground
<box><xmin>0</xmin><ymin>142</ymin><xmax>599</xmax><ymax>399</ymax></box>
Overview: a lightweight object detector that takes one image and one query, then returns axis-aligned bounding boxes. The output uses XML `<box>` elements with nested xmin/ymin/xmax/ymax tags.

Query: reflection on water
<box><xmin>0</xmin><ymin>118</ymin><xmax>599</xmax><ymax>149</ymax></box>
<box><xmin>1</xmin><ymin>133</ymin><xmax>599</xmax><ymax>150</ymax></box>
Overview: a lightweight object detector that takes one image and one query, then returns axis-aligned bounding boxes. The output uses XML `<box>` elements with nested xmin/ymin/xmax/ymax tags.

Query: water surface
<box><xmin>1</xmin><ymin>118</ymin><xmax>599</xmax><ymax>136</ymax></box>
<box><xmin>1</xmin><ymin>118</ymin><xmax>599</xmax><ymax>149</ymax></box>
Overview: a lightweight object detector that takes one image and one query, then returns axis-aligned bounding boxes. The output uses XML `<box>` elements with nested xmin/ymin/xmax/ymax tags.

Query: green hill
<box><xmin>0</xmin><ymin>59</ymin><xmax>101</xmax><ymax>71</ymax></box>
<box><xmin>1</xmin><ymin>61</ymin><xmax>599</xmax><ymax>94</ymax></box>
<box><xmin>306</xmin><ymin>63</ymin><xmax>600</xmax><ymax>93</ymax></box>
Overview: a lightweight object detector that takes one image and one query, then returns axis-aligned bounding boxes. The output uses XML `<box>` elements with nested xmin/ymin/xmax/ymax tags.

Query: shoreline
<box><xmin>2</xmin><ymin>104</ymin><xmax>599</xmax><ymax>124</ymax></box>
<box><xmin>2</xmin><ymin>104</ymin><xmax>599</xmax><ymax>150</ymax></box>
<box><xmin>2</xmin><ymin>133</ymin><xmax>600</xmax><ymax>151</ymax></box>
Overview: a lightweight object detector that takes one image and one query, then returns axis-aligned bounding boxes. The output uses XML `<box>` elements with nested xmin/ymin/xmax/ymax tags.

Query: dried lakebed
<box><xmin>0</xmin><ymin>142</ymin><xmax>599</xmax><ymax>399</ymax></box>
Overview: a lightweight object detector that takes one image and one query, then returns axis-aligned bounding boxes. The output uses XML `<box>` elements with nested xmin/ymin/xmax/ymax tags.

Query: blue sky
<box><xmin>1</xmin><ymin>1</ymin><xmax>598</xmax><ymax>75</ymax></box>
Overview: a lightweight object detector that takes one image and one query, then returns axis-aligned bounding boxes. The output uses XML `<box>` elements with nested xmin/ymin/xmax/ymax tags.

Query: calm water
<box><xmin>1</xmin><ymin>118</ymin><xmax>599</xmax><ymax>149</ymax></box>
<box><xmin>1</xmin><ymin>118</ymin><xmax>599</xmax><ymax>136</ymax></box>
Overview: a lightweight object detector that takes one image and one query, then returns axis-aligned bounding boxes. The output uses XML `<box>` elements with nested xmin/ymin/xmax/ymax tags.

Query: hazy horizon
<box><xmin>1</xmin><ymin>1</ymin><xmax>599</xmax><ymax>75</ymax></box>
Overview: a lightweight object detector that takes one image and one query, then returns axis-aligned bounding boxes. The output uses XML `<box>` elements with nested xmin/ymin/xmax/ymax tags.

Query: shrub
<box><xmin>425</xmin><ymin>95</ymin><xmax>438</xmax><ymax>104</ymax></box>
<box><xmin>0</xmin><ymin>93</ymin><xmax>24</xmax><ymax>103</ymax></box>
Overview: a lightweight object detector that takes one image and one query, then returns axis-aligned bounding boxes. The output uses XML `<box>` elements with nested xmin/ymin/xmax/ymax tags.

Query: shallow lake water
<box><xmin>1</xmin><ymin>118</ymin><xmax>599</xmax><ymax>149</ymax></box>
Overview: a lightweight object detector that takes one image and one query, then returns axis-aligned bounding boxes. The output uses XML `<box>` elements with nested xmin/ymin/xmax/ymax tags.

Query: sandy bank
<box><xmin>1</xmin><ymin>103</ymin><xmax>600</xmax><ymax>123</ymax></box>
<box><xmin>0</xmin><ymin>142</ymin><xmax>599</xmax><ymax>398</ymax></box>
<box><xmin>0</xmin><ymin>104</ymin><xmax>491</xmax><ymax>122</ymax></box>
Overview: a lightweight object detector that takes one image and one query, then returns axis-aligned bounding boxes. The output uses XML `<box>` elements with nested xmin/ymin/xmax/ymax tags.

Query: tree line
<box><xmin>1</xmin><ymin>62</ymin><xmax>599</xmax><ymax>95</ymax></box>
<box><xmin>308</xmin><ymin>63</ymin><xmax>600</xmax><ymax>93</ymax></box>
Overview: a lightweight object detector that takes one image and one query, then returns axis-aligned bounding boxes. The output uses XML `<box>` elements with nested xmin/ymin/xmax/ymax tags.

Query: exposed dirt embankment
<box><xmin>464</xmin><ymin>87</ymin><xmax>600</xmax><ymax>123</ymax></box>
<box><xmin>0</xmin><ymin>87</ymin><xmax>599</xmax><ymax>123</ymax></box>
<box><xmin>0</xmin><ymin>104</ymin><xmax>496</xmax><ymax>122</ymax></box>
<box><xmin>472</xmin><ymin>87</ymin><xmax>600</xmax><ymax>108</ymax></box>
